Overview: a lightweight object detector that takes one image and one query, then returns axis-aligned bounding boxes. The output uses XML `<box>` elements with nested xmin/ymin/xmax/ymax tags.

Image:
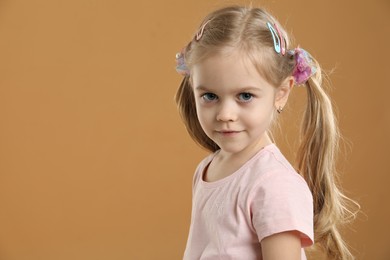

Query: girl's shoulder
<box><xmin>248</xmin><ymin>145</ymin><xmax>314</xmax><ymax>247</ymax></box>
<box><xmin>243</xmin><ymin>144</ymin><xmax>311</xmax><ymax>195</ymax></box>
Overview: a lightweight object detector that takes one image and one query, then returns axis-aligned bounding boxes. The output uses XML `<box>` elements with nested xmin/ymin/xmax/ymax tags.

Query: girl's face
<box><xmin>192</xmin><ymin>49</ymin><xmax>290</xmax><ymax>157</ymax></box>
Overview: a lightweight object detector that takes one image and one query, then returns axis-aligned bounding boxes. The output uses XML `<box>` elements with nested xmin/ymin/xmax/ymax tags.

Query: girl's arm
<box><xmin>261</xmin><ymin>231</ymin><xmax>302</xmax><ymax>260</ymax></box>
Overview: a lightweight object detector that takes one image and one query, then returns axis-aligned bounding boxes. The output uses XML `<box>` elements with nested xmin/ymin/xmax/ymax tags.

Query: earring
<box><xmin>277</xmin><ymin>106</ymin><xmax>283</xmax><ymax>114</ymax></box>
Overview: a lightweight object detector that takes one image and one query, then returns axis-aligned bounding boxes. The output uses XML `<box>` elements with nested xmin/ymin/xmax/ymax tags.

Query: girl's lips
<box><xmin>216</xmin><ymin>130</ymin><xmax>242</xmax><ymax>136</ymax></box>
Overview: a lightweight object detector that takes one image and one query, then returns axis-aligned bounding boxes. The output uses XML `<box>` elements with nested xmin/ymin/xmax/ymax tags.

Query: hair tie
<box><xmin>290</xmin><ymin>47</ymin><xmax>317</xmax><ymax>85</ymax></box>
<box><xmin>175</xmin><ymin>51</ymin><xmax>190</xmax><ymax>76</ymax></box>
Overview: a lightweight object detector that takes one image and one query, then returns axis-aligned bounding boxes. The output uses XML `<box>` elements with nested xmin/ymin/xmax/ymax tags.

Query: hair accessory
<box><xmin>273</xmin><ymin>23</ymin><xmax>286</xmax><ymax>55</ymax></box>
<box><xmin>195</xmin><ymin>20</ymin><xmax>211</xmax><ymax>41</ymax></box>
<box><xmin>175</xmin><ymin>51</ymin><xmax>190</xmax><ymax>76</ymax></box>
<box><xmin>266</xmin><ymin>22</ymin><xmax>281</xmax><ymax>54</ymax></box>
<box><xmin>266</xmin><ymin>22</ymin><xmax>286</xmax><ymax>56</ymax></box>
<box><xmin>290</xmin><ymin>47</ymin><xmax>317</xmax><ymax>85</ymax></box>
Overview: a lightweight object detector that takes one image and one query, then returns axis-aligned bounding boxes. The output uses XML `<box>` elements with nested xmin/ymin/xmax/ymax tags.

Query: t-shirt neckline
<box><xmin>199</xmin><ymin>143</ymin><xmax>277</xmax><ymax>188</ymax></box>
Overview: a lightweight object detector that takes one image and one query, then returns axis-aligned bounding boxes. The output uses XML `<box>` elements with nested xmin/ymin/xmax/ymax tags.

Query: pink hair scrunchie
<box><xmin>291</xmin><ymin>48</ymin><xmax>317</xmax><ymax>85</ymax></box>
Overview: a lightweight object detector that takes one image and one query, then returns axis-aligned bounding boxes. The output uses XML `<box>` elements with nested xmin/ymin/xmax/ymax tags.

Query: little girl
<box><xmin>175</xmin><ymin>6</ymin><xmax>356</xmax><ymax>260</ymax></box>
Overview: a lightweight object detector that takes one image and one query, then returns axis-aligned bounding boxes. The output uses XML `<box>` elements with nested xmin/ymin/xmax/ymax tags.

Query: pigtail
<box><xmin>296</xmin><ymin>63</ymin><xmax>358</xmax><ymax>259</ymax></box>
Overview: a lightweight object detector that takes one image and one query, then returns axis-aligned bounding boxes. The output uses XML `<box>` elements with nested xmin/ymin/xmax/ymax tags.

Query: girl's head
<box><xmin>176</xmin><ymin>6</ymin><xmax>316</xmax><ymax>152</ymax></box>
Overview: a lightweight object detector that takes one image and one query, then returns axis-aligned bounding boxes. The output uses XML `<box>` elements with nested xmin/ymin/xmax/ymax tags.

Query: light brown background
<box><xmin>0</xmin><ymin>0</ymin><xmax>389</xmax><ymax>259</ymax></box>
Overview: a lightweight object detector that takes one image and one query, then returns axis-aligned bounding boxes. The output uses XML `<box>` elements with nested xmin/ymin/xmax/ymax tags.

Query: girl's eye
<box><xmin>201</xmin><ymin>93</ymin><xmax>218</xmax><ymax>102</ymax></box>
<box><xmin>238</xmin><ymin>93</ymin><xmax>253</xmax><ymax>102</ymax></box>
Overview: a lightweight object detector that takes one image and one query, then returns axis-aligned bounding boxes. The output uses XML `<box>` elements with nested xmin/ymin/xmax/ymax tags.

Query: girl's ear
<box><xmin>274</xmin><ymin>76</ymin><xmax>294</xmax><ymax>109</ymax></box>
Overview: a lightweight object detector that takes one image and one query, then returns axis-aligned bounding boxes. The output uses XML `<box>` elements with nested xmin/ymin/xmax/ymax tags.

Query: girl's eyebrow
<box><xmin>195</xmin><ymin>85</ymin><xmax>263</xmax><ymax>92</ymax></box>
<box><xmin>195</xmin><ymin>85</ymin><xmax>209</xmax><ymax>91</ymax></box>
<box><xmin>239</xmin><ymin>86</ymin><xmax>263</xmax><ymax>92</ymax></box>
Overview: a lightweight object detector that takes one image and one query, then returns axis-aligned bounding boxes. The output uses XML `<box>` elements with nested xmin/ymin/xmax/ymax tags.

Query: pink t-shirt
<box><xmin>184</xmin><ymin>144</ymin><xmax>314</xmax><ymax>260</ymax></box>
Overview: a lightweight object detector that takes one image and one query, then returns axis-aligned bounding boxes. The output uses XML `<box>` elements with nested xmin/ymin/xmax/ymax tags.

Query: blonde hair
<box><xmin>175</xmin><ymin>6</ymin><xmax>357</xmax><ymax>260</ymax></box>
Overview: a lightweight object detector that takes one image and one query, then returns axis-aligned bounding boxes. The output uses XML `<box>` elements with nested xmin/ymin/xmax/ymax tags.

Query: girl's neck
<box><xmin>204</xmin><ymin>134</ymin><xmax>273</xmax><ymax>182</ymax></box>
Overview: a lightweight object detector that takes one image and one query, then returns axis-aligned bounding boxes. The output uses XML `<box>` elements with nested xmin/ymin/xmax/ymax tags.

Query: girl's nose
<box><xmin>216</xmin><ymin>102</ymin><xmax>238</xmax><ymax>122</ymax></box>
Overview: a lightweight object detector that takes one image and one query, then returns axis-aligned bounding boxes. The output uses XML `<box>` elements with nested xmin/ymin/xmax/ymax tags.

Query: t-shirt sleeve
<box><xmin>250</xmin><ymin>170</ymin><xmax>314</xmax><ymax>247</ymax></box>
